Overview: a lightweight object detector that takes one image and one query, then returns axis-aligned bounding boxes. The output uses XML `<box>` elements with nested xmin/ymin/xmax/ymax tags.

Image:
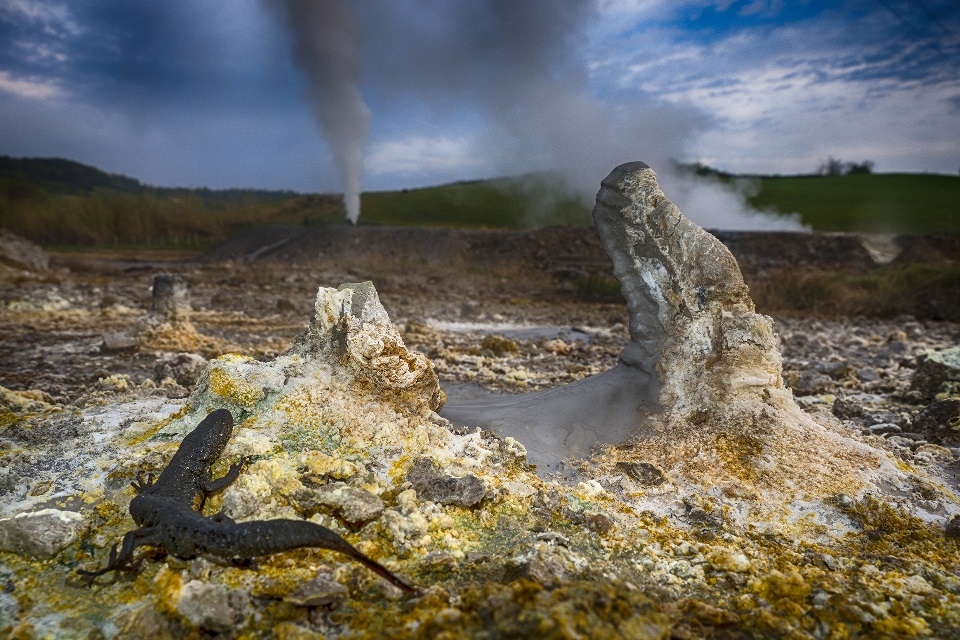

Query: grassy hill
<box><xmin>1</xmin><ymin>156</ymin><xmax>957</xmax><ymax>248</ymax></box>
<box><xmin>747</xmin><ymin>173</ymin><xmax>958</xmax><ymax>234</ymax></box>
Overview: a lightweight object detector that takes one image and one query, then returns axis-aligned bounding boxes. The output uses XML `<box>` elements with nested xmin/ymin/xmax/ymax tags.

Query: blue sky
<box><xmin>1</xmin><ymin>0</ymin><xmax>958</xmax><ymax>195</ymax></box>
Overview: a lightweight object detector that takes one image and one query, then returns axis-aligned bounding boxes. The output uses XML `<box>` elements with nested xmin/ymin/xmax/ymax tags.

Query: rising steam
<box><xmin>267</xmin><ymin>0</ymin><xmax>368</xmax><ymax>224</ymax></box>
<box><xmin>352</xmin><ymin>1</ymin><xmax>804</xmax><ymax>231</ymax></box>
<box><xmin>266</xmin><ymin>0</ymin><xmax>805</xmax><ymax>230</ymax></box>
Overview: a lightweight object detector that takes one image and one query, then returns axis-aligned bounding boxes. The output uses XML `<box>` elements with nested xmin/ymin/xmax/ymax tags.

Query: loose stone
<box><xmin>406</xmin><ymin>458</ymin><xmax>487</xmax><ymax>507</ymax></box>
<box><xmin>0</xmin><ymin>509</ymin><xmax>84</xmax><ymax>559</ymax></box>
<box><xmin>284</xmin><ymin>572</ymin><xmax>348</xmax><ymax>608</ymax></box>
<box><xmin>615</xmin><ymin>461</ymin><xmax>667</xmax><ymax>486</ymax></box>
<box><xmin>176</xmin><ymin>580</ymin><xmax>235</xmax><ymax>633</ymax></box>
<box><xmin>303</xmin><ymin>483</ymin><xmax>385</xmax><ymax>527</ymax></box>
<box><xmin>946</xmin><ymin>515</ymin><xmax>960</xmax><ymax>539</ymax></box>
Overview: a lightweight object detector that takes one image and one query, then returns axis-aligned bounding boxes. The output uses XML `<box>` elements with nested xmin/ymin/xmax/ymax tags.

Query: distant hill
<box><xmin>0</xmin><ymin>156</ymin><xmax>335</xmax><ymax>247</ymax></box>
<box><xmin>0</xmin><ymin>156</ymin><xmax>142</xmax><ymax>194</ymax></box>
<box><xmin>0</xmin><ymin>156</ymin><xmax>957</xmax><ymax>248</ymax></box>
<box><xmin>0</xmin><ymin>155</ymin><xmax>300</xmax><ymax>204</ymax></box>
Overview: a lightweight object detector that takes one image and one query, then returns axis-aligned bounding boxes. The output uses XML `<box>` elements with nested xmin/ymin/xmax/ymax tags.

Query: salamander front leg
<box><xmin>201</xmin><ymin>456</ymin><xmax>251</xmax><ymax>495</ymax></box>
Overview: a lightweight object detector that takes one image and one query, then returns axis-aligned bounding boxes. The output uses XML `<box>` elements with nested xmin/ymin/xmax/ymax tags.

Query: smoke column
<box><xmin>267</xmin><ymin>0</ymin><xmax>369</xmax><ymax>224</ymax></box>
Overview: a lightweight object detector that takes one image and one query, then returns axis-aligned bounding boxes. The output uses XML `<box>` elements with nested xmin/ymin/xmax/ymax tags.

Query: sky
<box><xmin>1</xmin><ymin>0</ymin><xmax>958</xmax><ymax>214</ymax></box>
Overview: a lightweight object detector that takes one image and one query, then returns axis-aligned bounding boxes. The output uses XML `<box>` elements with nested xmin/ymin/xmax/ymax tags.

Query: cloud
<box><xmin>0</xmin><ymin>0</ymin><xmax>957</xmax><ymax>201</ymax></box>
<box><xmin>589</xmin><ymin>1</ymin><xmax>960</xmax><ymax>174</ymax></box>
<box><xmin>0</xmin><ymin>69</ymin><xmax>61</xmax><ymax>99</ymax></box>
<box><xmin>367</xmin><ymin>135</ymin><xmax>488</xmax><ymax>180</ymax></box>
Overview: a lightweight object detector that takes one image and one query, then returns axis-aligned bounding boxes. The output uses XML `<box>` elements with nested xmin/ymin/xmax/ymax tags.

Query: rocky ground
<box><xmin>1</xmin><ymin>223</ymin><xmax>960</xmax><ymax>639</ymax></box>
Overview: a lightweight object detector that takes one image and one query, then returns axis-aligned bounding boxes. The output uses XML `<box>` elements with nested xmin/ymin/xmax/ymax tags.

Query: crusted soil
<box><xmin>1</xmin><ymin>226</ymin><xmax>959</xmax><ymax>639</ymax></box>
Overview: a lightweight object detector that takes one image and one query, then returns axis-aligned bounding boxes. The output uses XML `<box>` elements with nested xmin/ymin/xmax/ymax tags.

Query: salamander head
<box><xmin>191</xmin><ymin>409</ymin><xmax>233</xmax><ymax>464</ymax></box>
<box><xmin>184</xmin><ymin>408</ymin><xmax>235</xmax><ymax>465</ymax></box>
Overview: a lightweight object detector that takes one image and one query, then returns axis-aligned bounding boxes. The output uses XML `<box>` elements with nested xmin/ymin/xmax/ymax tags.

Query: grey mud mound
<box><xmin>442</xmin><ymin>161</ymin><xmax>783</xmax><ymax>472</ymax></box>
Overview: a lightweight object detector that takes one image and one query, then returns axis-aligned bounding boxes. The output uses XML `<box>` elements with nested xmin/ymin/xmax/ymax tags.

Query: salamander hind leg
<box><xmin>77</xmin><ymin>527</ymin><xmax>160</xmax><ymax>585</ymax></box>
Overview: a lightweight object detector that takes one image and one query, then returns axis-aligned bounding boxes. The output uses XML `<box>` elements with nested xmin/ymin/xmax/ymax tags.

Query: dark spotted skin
<box><xmin>79</xmin><ymin>408</ymin><xmax>414</xmax><ymax>592</ymax></box>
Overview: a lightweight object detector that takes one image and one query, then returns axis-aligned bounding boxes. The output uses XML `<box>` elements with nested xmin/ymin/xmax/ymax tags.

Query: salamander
<box><xmin>79</xmin><ymin>408</ymin><xmax>415</xmax><ymax>592</ymax></box>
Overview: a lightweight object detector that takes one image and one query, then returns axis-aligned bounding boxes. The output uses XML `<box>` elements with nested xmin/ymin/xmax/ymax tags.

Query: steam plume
<box><xmin>267</xmin><ymin>0</ymin><xmax>369</xmax><ymax>224</ymax></box>
<box><xmin>356</xmin><ymin>1</ymin><xmax>805</xmax><ymax>231</ymax></box>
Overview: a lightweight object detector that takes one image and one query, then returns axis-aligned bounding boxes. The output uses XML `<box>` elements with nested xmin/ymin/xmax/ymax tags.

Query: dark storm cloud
<box><xmin>0</xmin><ymin>0</ymin><xmax>957</xmax><ymax>197</ymax></box>
<box><xmin>0</xmin><ymin>1</ymin><xmax>295</xmax><ymax>111</ymax></box>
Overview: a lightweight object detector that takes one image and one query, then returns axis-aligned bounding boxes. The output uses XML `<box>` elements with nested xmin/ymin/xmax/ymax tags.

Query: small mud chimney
<box><xmin>149</xmin><ymin>273</ymin><xmax>190</xmax><ymax>321</ymax></box>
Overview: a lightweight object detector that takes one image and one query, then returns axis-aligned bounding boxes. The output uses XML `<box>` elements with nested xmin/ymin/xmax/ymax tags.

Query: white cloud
<box><xmin>367</xmin><ymin>134</ymin><xmax>488</xmax><ymax>178</ymax></box>
<box><xmin>0</xmin><ymin>69</ymin><xmax>61</xmax><ymax>99</ymax></box>
<box><xmin>0</xmin><ymin>0</ymin><xmax>79</xmax><ymax>35</ymax></box>
<box><xmin>585</xmin><ymin>5</ymin><xmax>960</xmax><ymax>174</ymax></box>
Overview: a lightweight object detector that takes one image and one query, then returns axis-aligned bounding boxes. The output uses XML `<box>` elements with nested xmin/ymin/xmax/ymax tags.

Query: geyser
<box><xmin>441</xmin><ymin>161</ymin><xmax>785</xmax><ymax>472</ymax></box>
<box><xmin>267</xmin><ymin>0</ymin><xmax>369</xmax><ymax>224</ymax></box>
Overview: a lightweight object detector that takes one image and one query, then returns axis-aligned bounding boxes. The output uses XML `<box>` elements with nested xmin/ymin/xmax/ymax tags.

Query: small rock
<box><xmin>543</xmin><ymin>339</ymin><xmax>572</xmax><ymax>355</ymax></box>
<box><xmin>911</xmin><ymin>347</ymin><xmax>960</xmax><ymax>401</ymax></box>
<box><xmin>0</xmin><ymin>591</ymin><xmax>20</xmax><ymax>632</ymax></box>
<box><xmin>707</xmin><ymin>549</ymin><xmax>751</xmax><ymax>572</ymax></box>
<box><xmin>510</xmin><ymin>545</ymin><xmax>584</xmax><ymax>589</ymax></box>
<box><xmin>687</xmin><ymin>508</ymin><xmax>722</xmax><ymax>529</ymax></box>
<box><xmin>785</xmin><ymin>370</ymin><xmax>832</xmax><ymax>395</ymax></box>
<box><xmin>481</xmin><ymin>334</ymin><xmax>518</xmax><ymax>356</ymax></box>
<box><xmin>419</xmin><ymin>551</ymin><xmax>458</xmax><ymax>573</ymax></box>
<box><xmin>888</xmin><ymin>339</ymin><xmax>911</xmax><ymax>358</ymax></box>
<box><xmin>503</xmin><ymin>481</ymin><xmax>536</xmax><ymax>498</ymax></box>
<box><xmin>175</xmin><ymin>580</ymin><xmax>234</xmax><ymax>633</ymax></box>
<box><xmin>856</xmin><ymin>367</ymin><xmax>880</xmax><ymax>383</ymax></box>
<box><xmin>866</xmin><ymin>423</ymin><xmax>901</xmax><ymax>436</ymax></box>
<box><xmin>586</xmin><ymin>513</ymin><xmax>614</xmax><ymax>535</ymax></box>
<box><xmin>115</xmin><ymin>603</ymin><xmax>176</xmax><ymax>640</ymax></box>
<box><xmin>148</xmin><ymin>273</ymin><xmax>191</xmax><ymax>321</ymax></box>
<box><xmin>0</xmin><ymin>228</ymin><xmax>49</xmax><ymax>271</ymax></box>
<box><xmin>815</xmin><ymin>361</ymin><xmax>852</xmax><ymax>380</ymax></box>
<box><xmin>833</xmin><ymin>396</ymin><xmax>864</xmax><ymax>421</ymax></box>
<box><xmin>818</xmin><ymin>553</ymin><xmax>839</xmax><ymax>571</ymax></box>
<box><xmin>302</xmin><ymin>483</ymin><xmax>384</xmax><ymax>526</ymax></box>
<box><xmin>0</xmin><ymin>509</ymin><xmax>84</xmax><ymax>559</ymax></box>
<box><xmin>897</xmin><ymin>432</ymin><xmax>927</xmax><ymax>442</ymax></box>
<box><xmin>465</xmin><ymin>551</ymin><xmax>490</xmax><ymax>564</ymax></box>
<box><xmin>615</xmin><ymin>460</ymin><xmax>667</xmax><ymax>486</ymax></box>
<box><xmin>0</xmin><ymin>386</ymin><xmax>54</xmax><ymax>414</ymax></box>
<box><xmin>863</xmin><ymin>409</ymin><xmax>906</xmax><ymax>427</ymax></box>
<box><xmin>276</xmin><ymin>298</ymin><xmax>297</xmax><ymax>313</ymax></box>
<box><xmin>101</xmin><ymin>331</ymin><xmax>138</xmax><ymax>352</ymax></box>
<box><xmin>903</xmin><ymin>574</ymin><xmax>935</xmax><ymax>595</ymax></box>
<box><xmin>407</xmin><ymin>458</ymin><xmax>486</xmax><ymax>507</ymax></box>
<box><xmin>887</xmin><ymin>436</ymin><xmax>916</xmax><ymax>449</ymax></box>
<box><xmin>912</xmin><ymin>399</ymin><xmax>960</xmax><ymax>446</ymax></box>
<box><xmin>946</xmin><ymin>516</ymin><xmax>960</xmax><ymax>539</ymax></box>
<box><xmin>681</xmin><ymin>599</ymin><xmax>740</xmax><ymax>626</ymax></box>
<box><xmin>153</xmin><ymin>352</ymin><xmax>208</xmax><ymax>387</ymax></box>
<box><xmin>284</xmin><ymin>572</ymin><xmax>348</xmax><ymax>608</ymax></box>
<box><xmin>561</xmin><ymin>505</ymin><xmax>586</xmax><ymax>525</ymax></box>
<box><xmin>536</xmin><ymin>531</ymin><xmax>571</xmax><ymax>546</ymax></box>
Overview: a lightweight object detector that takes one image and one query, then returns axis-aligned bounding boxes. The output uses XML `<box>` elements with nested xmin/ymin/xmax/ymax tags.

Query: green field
<box><xmin>360</xmin><ymin>175</ymin><xmax>587</xmax><ymax>229</ymax></box>
<box><xmin>1</xmin><ymin>157</ymin><xmax>957</xmax><ymax>248</ymax></box>
<box><xmin>747</xmin><ymin>173</ymin><xmax>959</xmax><ymax>234</ymax></box>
